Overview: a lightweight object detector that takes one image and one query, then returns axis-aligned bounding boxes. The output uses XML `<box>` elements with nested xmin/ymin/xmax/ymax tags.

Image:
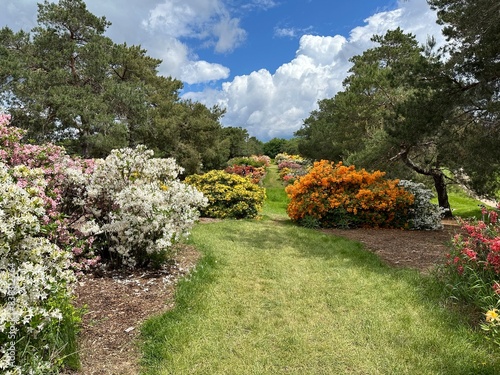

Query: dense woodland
<box><xmin>1</xmin><ymin>0</ymin><xmax>499</xmax><ymax>210</ymax></box>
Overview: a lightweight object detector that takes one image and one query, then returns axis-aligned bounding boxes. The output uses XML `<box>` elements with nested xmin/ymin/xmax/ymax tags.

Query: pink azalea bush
<box><xmin>440</xmin><ymin>203</ymin><xmax>500</xmax><ymax>345</ymax></box>
<box><xmin>0</xmin><ymin>114</ymin><xmax>99</xmax><ymax>272</ymax></box>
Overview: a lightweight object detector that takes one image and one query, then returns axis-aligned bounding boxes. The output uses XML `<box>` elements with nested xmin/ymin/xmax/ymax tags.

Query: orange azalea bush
<box><xmin>285</xmin><ymin>160</ymin><xmax>414</xmax><ymax>228</ymax></box>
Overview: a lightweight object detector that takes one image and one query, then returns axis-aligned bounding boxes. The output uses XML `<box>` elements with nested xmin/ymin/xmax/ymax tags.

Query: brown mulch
<box><xmin>67</xmin><ymin>219</ymin><xmax>461</xmax><ymax>374</ymax></box>
<box><xmin>66</xmin><ymin>245</ymin><xmax>201</xmax><ymax>375</ymax></box>
<box><xmin>320</xmin><ymin>220</ymin><xmax>462</xmax><ymax>273</ymax></box>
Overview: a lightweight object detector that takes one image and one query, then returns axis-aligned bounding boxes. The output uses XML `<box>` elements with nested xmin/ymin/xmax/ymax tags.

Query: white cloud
<box><xmin>184</xmin><ymin>0</ymin><xmax>446</xmax><ymax>141</ymax></box>
<box><xmin>139</xmin><ymin>0</ymin><xmax>247</xmax><ymax>82</ymax></box>
<box><xmin>274</xmin><ymin>26</ymin><xmax>314</xmax><ymax>39</ymax></box>
<box><xmin>142</xmin><ymin>0</ymin><xmax>246</xmax><ymax>52</ymax></box>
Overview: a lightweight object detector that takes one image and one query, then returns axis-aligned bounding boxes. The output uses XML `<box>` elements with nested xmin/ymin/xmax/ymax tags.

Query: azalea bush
<box><xmin>398</xmin><ymin>180</ymin><xmax>444</xmax><ymax>230</ymax></box>
<box><xmin>286</xmin><ymin>160</ymin><xmax>414</xmax><ymax>228</ymax></box>
<box><xmin>439</xmin><ymin>204</ymin><xmax>500</xmax><ymax>345</ymax></box>
<box><xmin>0</xmin><ymin>161</ymin><xmax>78</xmax><ymax>374</ymax></box>
<box><xmin>224</xmin><ymin>164</ymin><xmax>266</xmax><ymax>184</ymax></box>
<box><xmin>185</xmin><ymin>170</ymin><xmax>266</xmax><ymax>219</ymax></box>
<box><xmin>0</xmin><ymin>114</ymin><xmax>99</xmax><ymax>272</ymax></box>
<box><xmin>82</xmin><ymin>145</ymin><xmax>208</xmax><ymax>268</ymax></box>
<box><xmin>275</xmin><ymin>153</ymin><xmax>311</xmax><ymax>185</ymax></box>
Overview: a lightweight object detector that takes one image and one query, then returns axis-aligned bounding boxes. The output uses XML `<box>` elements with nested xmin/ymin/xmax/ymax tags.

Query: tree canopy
<box><xmin>296</xmin><ymin>22</ymin><xmax>500</xmax><ymax>215</ymax></box>
<box><xmin>0</xmin><ymin>0</ymin><xmax>237</xmax><ymax>175</ymax></box>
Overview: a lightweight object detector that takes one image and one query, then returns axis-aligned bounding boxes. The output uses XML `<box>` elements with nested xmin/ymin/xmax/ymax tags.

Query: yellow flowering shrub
<box><xmin>185</xmin><ymin>170</ymin><xmax>266</xmax><ymax>219</ymax></box>
<box><xmin>285</xmin><ymin>160</ymin><xmax>414</xmax><ymax>228</ymax></box>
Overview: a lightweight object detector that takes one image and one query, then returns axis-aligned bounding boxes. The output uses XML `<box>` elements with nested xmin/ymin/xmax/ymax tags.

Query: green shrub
<box><xmin>185</xmin><ymin>170</ymin><xmax>266</xmax><ymax>219</ymax></box>
<box><xmin>227</xmin><ymin>156</ymin><xmax>266</xmax><ymax>168</ymax></box>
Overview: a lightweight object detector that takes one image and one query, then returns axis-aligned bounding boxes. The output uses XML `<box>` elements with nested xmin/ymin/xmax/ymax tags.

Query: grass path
<box><xmin>140</xmin><ymin>166</ymin><xmax>499</xmax><ymax>374</ymax></box>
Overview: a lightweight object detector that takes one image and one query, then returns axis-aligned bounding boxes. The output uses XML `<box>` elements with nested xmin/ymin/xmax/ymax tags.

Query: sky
<box><xmin>1</xmin><ymin>0</ymin><xmax>445</xmax><ymax>141</ymax></box>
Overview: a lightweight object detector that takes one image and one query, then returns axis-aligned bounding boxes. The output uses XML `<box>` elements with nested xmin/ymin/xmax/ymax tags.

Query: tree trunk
<box><xmin>397</xmin><ymin>147</ymin><xmax>453</xmax><ymax>218</ymax></box>
<box><xmin>432</xmin><ymin>170</ymin><xmax>453</xmax><ymax>218</ymax></box>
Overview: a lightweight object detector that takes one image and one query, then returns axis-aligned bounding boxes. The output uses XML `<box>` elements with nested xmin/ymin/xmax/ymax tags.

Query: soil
<box><xmin>67</xmin><ymin>219</ymin><xmax>462</xmax><ymax>374</ymax></box>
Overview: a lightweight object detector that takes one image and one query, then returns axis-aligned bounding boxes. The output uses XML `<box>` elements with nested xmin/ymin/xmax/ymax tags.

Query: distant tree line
<box><xmin>295</xmin><ymin>0</ymin><xmax>500</xmax><ymax>216</ymax></box>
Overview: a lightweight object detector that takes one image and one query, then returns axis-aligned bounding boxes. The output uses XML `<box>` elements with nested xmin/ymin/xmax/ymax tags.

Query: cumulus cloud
<box><xmin>139</xmin><ymin>0</ymin><xmax>247</xmax><ymax>82</ymax></box>
<box><xmin>184</xmin><ymin>0</ymin><xmax>446</xmax><ymax>141</ymax></box>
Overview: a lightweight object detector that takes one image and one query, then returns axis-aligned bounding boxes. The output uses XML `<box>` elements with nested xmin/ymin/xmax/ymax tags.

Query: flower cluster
<box><xmin>276</xmin><ymin>153</ymin><xmax>311</xmax><ymax>185</ymax></box>
<box><xmin>285</xmin><ymin>160</ymin><xmax>414</xmax><ymax>228</ymax></box>
<box><xmin>224</xmin><ymin>164</ymin><xmax>266</xmax><ymax>184</ymax></box>
<box><xmin>185</xmin><ymin>170</ymin><xmax>266</xmax><ymax>219</ymax></box>
<box><xmin>83</xmin><ymin>146</ymin><xmax>208</xmax><ymax>268</ymax></box>
<box><xmin>0</xmin><ymin>114</ymin><xmax>98</xmax><ymax>271</ymax></box>
<box><xmin>440</xmin><ymin>204</ymin><xmax>500</xmax><ymax>345</ymax></box>
<box><xmin>0</xmin><ymin>161</ymin><xmax>75</xmax><ymax>374</ymax></box>
<box><xmin>398</xmin><ymin>180</ymin><xmax>444</xmax><ymax>230</ymax></box>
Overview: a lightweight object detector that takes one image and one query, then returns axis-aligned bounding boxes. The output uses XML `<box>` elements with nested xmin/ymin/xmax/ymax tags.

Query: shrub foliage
<box><xmin>286</xmin><ymin>160</ymin><xmax>414</xmax><ymax>228</ymax></box>
<box><xmin>185</xmin><ymin>170</ymin><xmax>266</xmax><ymax>219</ymax></box>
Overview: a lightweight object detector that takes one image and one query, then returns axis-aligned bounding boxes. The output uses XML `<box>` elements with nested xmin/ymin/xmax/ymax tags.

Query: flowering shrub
<box><xmin>398</xmin><ymin>180</ymin><xmax>444</xmax><ymax>230</ymax></box>
<box><xmin>224</xmin><ymin>164</ymin><xmax>266</xmax><ymax>184</ymax></box>
<box><xmin>185</xmin><ymin>170</ymin><xmax>266</xmax><ymax>219</ymax></box>
<box><xmin>275</xmin><ymin>153</ymin><xmax>311</xmax><ymax>185</ymax></box>
<box><xmin>251</xmin><ymin>155</ymin><xmax>271</xmax><ymax>167</ymax></box>
<box><xmin>0</xmin><ymin>113</ymin><xmax>98</xmax><ymax>272</ymax></box>
<box><xmin>286</xmin><ymin>160</ymin><xmax>414</xmax><ymax>228</ymax></box>
<box><xmin>227</xmin><ymin>155</ymin><xmax>269</xmax><ymax>168</ymax></box>
<box><xmin>0</xmin><ymin>161</ymin><xmax>77</xmax><ymax>374</ymax></box>
<box><xmin>275</xmin><ymin>152</ymin><xmax>306</xmax><ymax>165</ymax></box>
<box><xmin>440</xmin><ymin>204</ymin><xmax>500</xmax><ymax>345</ymax></box>
<box><xmin>82</xmin><ymin>146</ymin><xmax>208</xmax><ymax>268</ymax></box>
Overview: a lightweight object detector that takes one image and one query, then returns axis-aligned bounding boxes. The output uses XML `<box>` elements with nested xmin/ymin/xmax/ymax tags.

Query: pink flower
<box><xmin>462</xmin><ymin>248</ymin><xmax>477</xmax><ymax>261</ymax></box>
<box><xmin>492</xmin><ymin>282</ymin><xmax>500</xmax><ymax>295</ymax></box>
<box><xmin>490</xmin><ymin>211</ymin><xmax>498</xmax><ymax>224</ymax></box>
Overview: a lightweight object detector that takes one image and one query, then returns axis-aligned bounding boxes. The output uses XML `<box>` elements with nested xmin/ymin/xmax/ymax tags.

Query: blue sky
<box><xmin>1</xmin><ymin>0</ymin><xmax>444</xmax><ymax>141</ymax></box>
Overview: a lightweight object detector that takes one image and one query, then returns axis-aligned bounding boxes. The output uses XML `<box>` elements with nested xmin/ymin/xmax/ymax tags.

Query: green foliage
<box><xmin>185</xmin><ymin>170</ymin><xmax>266</xmax><ymax>219</ymax></box>
<box><xmin>221</xmin><ymin>126</ymin><xmax>264</xmax><ymax>158</ymax></box>
<box><xmin>0</xmin><ymin>0</ymin><xmax>232</xmax><ymax>176</ymax></box>
<box><xmin>262</xmin><ymin>137</ymin><xmax>299</xmax><ymax>159</ymax></box>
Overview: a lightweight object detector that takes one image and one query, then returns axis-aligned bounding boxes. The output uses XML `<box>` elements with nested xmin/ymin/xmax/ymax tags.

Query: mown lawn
<box><xmin>140</xmin><ymin>166</ymin><xmax>500</xmax><ymax>374</ymax></box>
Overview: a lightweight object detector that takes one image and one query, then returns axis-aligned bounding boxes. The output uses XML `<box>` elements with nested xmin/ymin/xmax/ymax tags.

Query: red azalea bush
<box><xmin>224</xmin><ymin>164</ymin><xmax>266</xmax><ymax>184</ymax></box>
<box><xmin>439</xmin><ymin>204</ymin><xmax>500</xmax><ymax>345</ymax></box>
<box><xmin>285</xmin><ymin>160</ymin><xmax>414</xmax><ymax>228</ymax></box>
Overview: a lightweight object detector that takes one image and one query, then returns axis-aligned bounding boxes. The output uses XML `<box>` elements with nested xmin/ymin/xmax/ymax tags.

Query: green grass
<box><xmin>434</xmin><ymin>190</ymin><xmax>495</xmax><ymax>219</ymax></box>
<box><xmin>140</xmin><ymin>165</ymin><xmax>500</xmax><ymax>374</ymax></box>
<box><xmin>261</xmin><ymin>164</ymin><xmax>289</xmax><ymax>219</ymax></box>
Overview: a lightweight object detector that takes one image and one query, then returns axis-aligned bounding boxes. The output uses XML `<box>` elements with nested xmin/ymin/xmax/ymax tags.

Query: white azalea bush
<box><xmin>0</xmin><ymin>162</ymin><xmax>76</xmax><ymax>374</ymax></box>
<box><xmin>398</xmin><ymin>180</ymin><xmax>444</xmax><ymax>230</ymax></box>
<box><xmin>83</xmin><ymin>146</ymin><xmax>207</xmax><ymax>268</ymax></box>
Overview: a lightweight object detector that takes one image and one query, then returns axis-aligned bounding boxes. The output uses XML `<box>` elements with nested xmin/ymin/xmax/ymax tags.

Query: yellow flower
<box><xmin>485</xmin><ymin>309</ymin><xmax>499</xmax><ymax>322</ymax></box>
<box><xmin>160</xmin><ymin>184</ymin><xmax>168</xmax><ymax>191</ymax></box>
